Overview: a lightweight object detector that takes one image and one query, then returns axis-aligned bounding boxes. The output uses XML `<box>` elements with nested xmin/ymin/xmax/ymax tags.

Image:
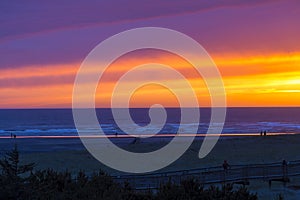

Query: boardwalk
<box><xmin>113</xmin><ymin>160</ymin><xmax>300</xmax><ymax>190</ymax></box>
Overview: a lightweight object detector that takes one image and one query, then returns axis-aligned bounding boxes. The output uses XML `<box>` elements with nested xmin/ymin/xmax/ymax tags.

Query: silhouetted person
<box><xmin>264</xmin><ymin>130</ymin><xmax>267</xmax><ymax>136</ymax></box>
<box><xmin>13</xmin><ymin>134</ymin><xmax>16</xmax><ymax>139</ymax></box>
<box><xmin>282</xmin><ymin>159</ymin><xmax>287</xmax><ymax>166</ymax></box>
<box><xmin>131</xmin><ymin>137</ymin><xmax>140</xmax><ymax>144</ymax></box>
<box><xmin>223</xmin><ymin>160</ymin><xmax>230</xmax><ymax>171</ymax></box>
<box><xmin>260</xmin><ymin>131</ymin><xmax>263</xmax><ymax>136</ymax></box>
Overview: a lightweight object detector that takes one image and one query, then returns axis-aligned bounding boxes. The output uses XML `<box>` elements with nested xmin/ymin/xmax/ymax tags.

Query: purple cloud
<box><xmin>0</xmin><ymin>0</ymin><xmax>299</xmax><ymax>70</ymax></box>
<box><xmin>1</xmin><ymin>0</ymin><xmax>281</xmax><ymax>41</ymax></box>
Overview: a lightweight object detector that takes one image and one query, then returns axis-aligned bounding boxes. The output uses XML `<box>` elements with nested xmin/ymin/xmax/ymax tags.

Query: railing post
<box><xmin>263</xmin><ymin>166</ymin><xmax>268</xmax><ymax>181</ymax></box>
<box><xmin>222</xmin><ymin>170</ymin><xmax>226</xmax><ymax>185</ymax></box>
<box><xmin>282</xmin><ymin>163</ymin><xmax>289</xmax><ymax>186</ymax></box>
<box><xmin>242</xmin><ymin>166</ymin><xmax>249</xmax><ymax>183</ymax></box>
<box><xmin>200</xmin><ymin>172</ymin><xmax>205</xmax><ymax>185</ymax></box>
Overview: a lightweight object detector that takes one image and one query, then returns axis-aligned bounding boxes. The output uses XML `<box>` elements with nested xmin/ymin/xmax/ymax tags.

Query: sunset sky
<box><xmin>1</xmin><ymin>0</ymin><xmax>300</xmax><ymax>108</ymax></box>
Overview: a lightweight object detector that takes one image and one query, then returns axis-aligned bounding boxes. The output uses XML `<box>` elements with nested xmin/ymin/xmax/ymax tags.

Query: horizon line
<box><xmin>0</xmin><ymin>106</ymin><xmax>300</xmax><ymax>110</ymax></box>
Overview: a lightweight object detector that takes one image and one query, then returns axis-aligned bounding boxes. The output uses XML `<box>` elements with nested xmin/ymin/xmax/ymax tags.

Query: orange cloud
<box><xmin>1</xmin><ymin>51</ymin><xmax>300</xmax><ymax>108</ymax></box>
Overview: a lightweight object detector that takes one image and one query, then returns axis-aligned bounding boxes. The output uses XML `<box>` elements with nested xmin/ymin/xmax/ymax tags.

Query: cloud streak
<box><xmin>1</xmin><ymin>0</ymin><xmax>281</xmax><ymax>41</ymax></box>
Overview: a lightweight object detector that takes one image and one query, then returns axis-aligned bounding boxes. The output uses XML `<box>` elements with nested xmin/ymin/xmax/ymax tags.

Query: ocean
<box><xmin>0</xmin><ymin>107</ymin><xmax>299</xmax><ymax>152</ymax></box>
<box><xmin>1</xmin><ymin>107</ymin><xmax>300</xmax><ymax>136</ymax></box>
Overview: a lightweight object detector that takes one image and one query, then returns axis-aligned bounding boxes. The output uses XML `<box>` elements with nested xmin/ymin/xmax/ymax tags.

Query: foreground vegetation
<box><xmin>0</xmin><ymin>146</ymin><xmax>259</xmax><ymax>199</ymax></box>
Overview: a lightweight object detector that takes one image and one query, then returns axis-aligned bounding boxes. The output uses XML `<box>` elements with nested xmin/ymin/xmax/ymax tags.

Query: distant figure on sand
<box><xmin>222</xmin><ymin>160</ymin><xmax>230</xmax><ymax>171</ymax></box>
<box><xmin>13</xmin><ymin>134</ymin><xmax>16</xmax><ymax>139</ymax></box>
<box><xmin>282</xmin><ymin>159</ymin><xmax>287</xmax><ymax>166</ymax></box>
<box><xmin>260</xmin><ymin>131</ymin><xmax>263</xmax><ymax>136</ymax></box>
<box><xmin>282</xmin><ymin>159</ymin><xmax>288</xmax><ymax>179</ymax></box>
<box><xmin>131</xmin><ymin>137</ymin><xmax>140</xmax><ymax>144</ymax></box>
<box><xmin>264</xmin><ymin>130</ymin><xmax>267</xmax><ymax>136</ymax></box>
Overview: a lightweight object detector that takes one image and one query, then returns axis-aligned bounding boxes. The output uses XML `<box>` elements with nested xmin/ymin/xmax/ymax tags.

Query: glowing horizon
<box><xmin>1</xmin><ymin>51</ymin><xmax>299</xmax><ymax>108</ymax></box>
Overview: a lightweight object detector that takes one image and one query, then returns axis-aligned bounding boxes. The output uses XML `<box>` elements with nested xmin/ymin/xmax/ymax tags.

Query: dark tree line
<box><xmin>0</xmin><ymin>146</ymin><xmax>260</xmax><ymax>200</ymax></box>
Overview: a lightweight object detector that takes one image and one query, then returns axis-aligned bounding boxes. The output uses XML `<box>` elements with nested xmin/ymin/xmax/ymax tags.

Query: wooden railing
<box><xmin>112</xmin><ymin>160</ymin><xmax>300</xmax><ymax>190</ymax></box>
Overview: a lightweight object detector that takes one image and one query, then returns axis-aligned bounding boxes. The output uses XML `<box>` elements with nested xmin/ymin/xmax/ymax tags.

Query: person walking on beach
<box><xmin>223</xmin><ymin>160</ymin><xmax>230</xmax><ymax>171</ymax></box>
<box><xmin>264</xmin><ymin>130</ymin><xmax>267</xmax><ymax>136</ymax></box>
<box><xmin>282</xmin><ymin>159</ymin><xmax>287</xmax><ymax>166</ymax></box>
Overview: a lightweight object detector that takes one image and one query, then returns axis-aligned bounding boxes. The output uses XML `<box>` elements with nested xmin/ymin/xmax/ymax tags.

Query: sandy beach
<box><xmin>15</xmin><ymin>134</ymin><xmax>300</xmax><ymax>173</ymax></box>
<box><xmin>5</xmin><ymin>133</ymin><xmax>298</xmax><ymax>199</ymax></box>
